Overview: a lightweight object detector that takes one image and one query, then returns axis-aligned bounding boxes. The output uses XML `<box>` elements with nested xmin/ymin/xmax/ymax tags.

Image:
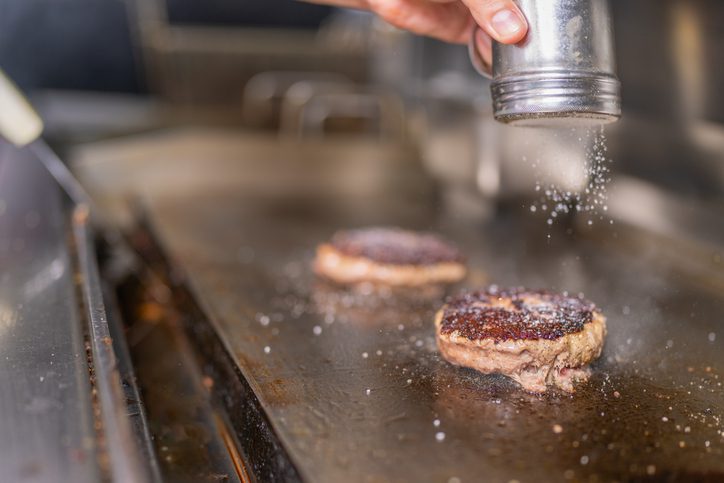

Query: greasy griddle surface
<box><xmin>144</xmin><ymin>194</ymin><xmax>724</xmax><ymax>483</ymax></box>
<box><xmin>73</xmin><ymin>136</ymin><xmax>724</xmax><ymax>482</ymax></box>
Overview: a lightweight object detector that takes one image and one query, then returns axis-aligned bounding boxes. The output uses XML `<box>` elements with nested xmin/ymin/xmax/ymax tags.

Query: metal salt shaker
<box><xmin>470</xmin><ymin>0</ymin><xmax>621</xmax><ymax>126</ymax></box>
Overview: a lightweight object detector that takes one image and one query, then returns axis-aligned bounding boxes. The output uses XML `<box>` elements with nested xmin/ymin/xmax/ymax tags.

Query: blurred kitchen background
<box><xmin>1</xmin><ymin>0</ymin><xmax>723</xmax><ymax>225</ymax></box>
<box><xmin>2</xmin><ymin>2</ymin><xmax>724</xmax><ymax>481</ymax></box>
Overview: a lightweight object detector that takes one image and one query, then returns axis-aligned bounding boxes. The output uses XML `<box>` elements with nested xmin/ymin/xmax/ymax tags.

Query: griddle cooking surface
<box><xmin>144</xmin><ymin>197</ymin><xmax>723</xmax><ymax>483</ymax></box>
<box><xmin>74</xmin><ymin>134</ymin><xmax>724</xmax><ymax>482</ymax></box>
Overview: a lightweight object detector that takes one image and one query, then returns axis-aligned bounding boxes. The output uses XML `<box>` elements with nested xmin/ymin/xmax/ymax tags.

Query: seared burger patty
<box><xmin>314</xmin><ymin>227</ymin><xmax>466</xmax><ymax>286</ymax></box>
<box><xmin>435</xmin><ymin>286</ymin><xmax>606</xmax><ymax>393</ymax></box>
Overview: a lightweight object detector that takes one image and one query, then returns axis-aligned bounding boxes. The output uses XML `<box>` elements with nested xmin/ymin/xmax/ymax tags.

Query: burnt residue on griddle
<box><xmin>329</xmin><ymin>227</ymin><xmax>465</xmax><ymax>266</ymax></box>
<box><xmin>439</xmin><ymin>286</ymin><xmax>600</xmax><ymax>341</ymax></box>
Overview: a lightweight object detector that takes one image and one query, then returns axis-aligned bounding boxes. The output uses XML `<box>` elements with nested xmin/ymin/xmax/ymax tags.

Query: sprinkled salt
<box><xmin>580</xmin><ymin>455</ymin><xmax>589</xmax><ymax>465</ymax></box>
<box><xmin>646</xmin><ymin>465</ymin><xmax>656</xmax><ymax>475</ymax></box>
<box><xmin>365</xmin><ymin>388</ymin><xmax>371</xmax><ymax>395</ymax></box>
<box><xmin>312</xmin><ymin>325</ymin><xmax>322</xmax><ymax>335</ymax></box>
<box><xmin>528</xmin><ymin>126</ymin><xmax>613</xmax><ymax>228</ymax></box>
<box><xmin>263</xmin><ymin>346</ymin><xmax>271</xmax><ymax>354</ymax></box>
<box><xmin>433</xmin><ymin>419</ymin><xmax>441</xmax><ymax>427</ymax></box>
<box><xmin>362</xmin><ymin>352</ymin><xmax>369</xmax><ymax>359</ymax></box>
<box><xmin>376</xmin><ymin>350</ymin><xmax>382</xmax><ymax>356</ymax></box>
<box><xmin>435</xmin><ymin>432</ymin><xmax>446</xmax><ymax>442</ymax></box>
<box><xmin>709</xmin><ymin>332</ymin><xmax>717</xmax><ymax>342</ymax></box>
<box><xmin>552</xmin><ymin>424</ymin><xmax>563</xmax><ymax>434</ymax></box>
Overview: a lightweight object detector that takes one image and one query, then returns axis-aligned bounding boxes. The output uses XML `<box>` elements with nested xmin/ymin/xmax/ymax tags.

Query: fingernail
<box><xmin>491</xmin><ymin>8</ymin><xmax>524</xmax><ymax>40</ymax></box>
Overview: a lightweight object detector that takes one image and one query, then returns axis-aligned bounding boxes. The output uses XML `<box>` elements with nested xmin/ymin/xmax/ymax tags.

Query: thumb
<box><xmin>460</xmin><ymin>0</ymin><xmax>528</xmax><ymax>44</ymax></box>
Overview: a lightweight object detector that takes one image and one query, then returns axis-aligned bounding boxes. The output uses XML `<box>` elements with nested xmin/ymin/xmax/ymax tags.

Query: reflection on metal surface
<box><xmin>22</xmin><ymin>258</ymin><xmax>66</xmax><ymax>299</ymax></box>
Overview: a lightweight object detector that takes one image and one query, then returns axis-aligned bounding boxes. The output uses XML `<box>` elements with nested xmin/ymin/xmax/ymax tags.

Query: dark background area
<box><xmin>0</xmin><ymin>0</ymin><xmax>332</xmax><ymax>93</ymax></box>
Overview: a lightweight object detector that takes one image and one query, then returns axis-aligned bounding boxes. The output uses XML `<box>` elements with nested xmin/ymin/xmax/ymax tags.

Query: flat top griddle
<box><xmin>74</xmin><ymin>132</ymin><xmax>724</xmax><ymax>482</ymax></box>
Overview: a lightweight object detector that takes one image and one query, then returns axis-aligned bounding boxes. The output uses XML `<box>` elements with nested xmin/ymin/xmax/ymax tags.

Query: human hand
<box><xmin>304</xmin><ymin>0</ymin><xmax>528</xmax><ymax>69</ymax></box>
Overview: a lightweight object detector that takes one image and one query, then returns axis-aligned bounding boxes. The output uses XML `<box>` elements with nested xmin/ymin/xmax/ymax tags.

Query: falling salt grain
<box><xmin>709</xmin><ymin>333</ymin><xmax>717</xmax><ymax>342</ymax></box>
<box><xmin>580</xmin><ymin>455</ymin><xmax>589</xmax><ymax>465</ymax></box>
<box><xmin>398</xmin><ymin>324</ymin><xmax>405</xmax><ymax>331</ymax></box>
<box><xmin>646</xmin><ymin>465</ymin><xmax>656</xmax><ymax>475</ymax></box>
<box><xmin>312</xmin><ymin>325</ymin><xmax>322</xmax><ymax>336</ymax></box>
<box><xmin>406</xmin><ymin>379</ymin><xmax>412</xmax><ymax>385</ymax></box>
<box><xmin>258</xmin><ymin>314</ymin><xmax>270</xmax><ymax>326</ymax></box>
<box><xmin>376</xmin><ymin>350</ymin><xmax>383</xmax><ymax>356</ymax></box>
<box><xmin>662</xmin><ymin>416</ymin><xmax>669</xmax><ymax>422</ymax></box>
<box><xmin>263</xmin><ymin>346</ymin><xmax>271</xmax><ymax>354</ymax></box>
<box><xmin>365</xmin><ymin>389</ymin><xmax>371</xmax><ymax>396</ymax></box>
<box><xmin>362</xmin><ymin>352</ymin><xmax>369</xmax><ymax>359</ymax></box>
<box><xmin>433</xmin><ymin>419</ymin><xmax>441</xmax><ymax>427</ymax></box>
<box><xmin>435</xmin><ymin>432</ymin><xmax>446</xmax><ymax>442</ymax></box>
<box><xmin>552</xmin><ymin>424</ymin><xmax>563</xmax><ymax>434</ymax></box>
<box><xmin>448</xmin><ymin>477</ymin><xmax>461</xmax><ymax>483</ymax></box>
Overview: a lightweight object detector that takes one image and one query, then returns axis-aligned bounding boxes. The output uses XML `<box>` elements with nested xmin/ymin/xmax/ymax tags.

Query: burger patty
<box><xmin>435</xmin><ymin>286</ymin><xmax>606</xmax><ymax>393</ymax></box>
<box><xmin>314</xmin><ymin>227</ymin><xmax>466</xmax><ymax>286</ymax></box>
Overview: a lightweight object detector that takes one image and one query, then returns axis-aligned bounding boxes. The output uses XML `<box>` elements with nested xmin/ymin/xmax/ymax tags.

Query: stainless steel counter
<box><xmin>73</xmin><ymin>130</ymin><xmax>724</xmax><ymax>482</ymax></box>
<box><xmin>0</xmin><ymin>142</ymin><xmax>99</xmax><ymax>482</ymax></box>
<box><xmin>0</xmin><ymin>140</ymin><xmax>154</xmax><ymax>483</ymax></box>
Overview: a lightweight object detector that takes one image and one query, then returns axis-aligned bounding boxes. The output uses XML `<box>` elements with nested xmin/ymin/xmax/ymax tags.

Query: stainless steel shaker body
<box><xmin>491</xmin><ymin>0</ymin><xmax>621</xmax><ymax>125</ymax></box>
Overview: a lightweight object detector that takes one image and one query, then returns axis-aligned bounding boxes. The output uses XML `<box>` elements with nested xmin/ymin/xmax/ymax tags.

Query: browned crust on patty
<box><xmin>438</xmin><ymin>286</ymin><xmax>600</xmax><ymax>341</ymax></box>
<box><xmin>329</xmin><ymin>227</ymin><xmax>465</xmax><ymax>266</ymax></box>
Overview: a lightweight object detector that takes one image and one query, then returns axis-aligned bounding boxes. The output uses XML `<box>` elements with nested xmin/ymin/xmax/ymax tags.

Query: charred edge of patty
<box><xmin>328</xmin><ymin>227</ymin><xmax>465</xmax><ymax>266</ymax></box>
<box><xmin>438</xmin><ymin>287</ymin><xmax>601</xmax><ymax>342</ymax></box>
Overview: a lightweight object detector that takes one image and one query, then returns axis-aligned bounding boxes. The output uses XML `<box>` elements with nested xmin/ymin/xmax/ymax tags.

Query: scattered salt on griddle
<box><xmin>256</xmin><ymin>313</ymin><xmax>270</xmax><ymax>326</ymax></box>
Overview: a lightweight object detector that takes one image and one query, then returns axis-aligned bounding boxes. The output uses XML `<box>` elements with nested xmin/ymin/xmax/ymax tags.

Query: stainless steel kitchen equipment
<box><xmin>470</xmin><ymin>0</ymin><xmax>621</xmax><ymax>126</ymax></box>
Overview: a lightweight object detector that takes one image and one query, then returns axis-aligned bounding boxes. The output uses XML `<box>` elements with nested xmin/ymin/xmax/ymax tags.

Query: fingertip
<box><xmin>489</xmin><ymin>6</ymin><xmax>528</xmax><ymax>44</ymax></box>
